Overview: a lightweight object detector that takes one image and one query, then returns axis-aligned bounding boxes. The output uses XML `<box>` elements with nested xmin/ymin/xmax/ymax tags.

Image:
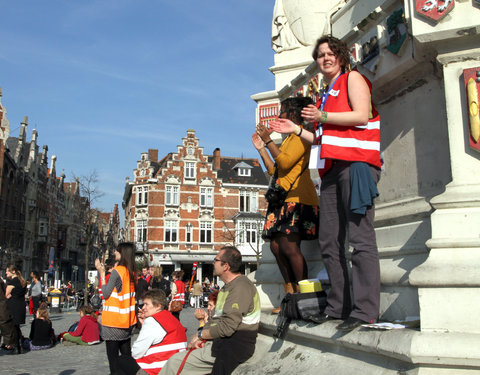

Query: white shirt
<box><xmin>131</xmin><ymin>316</ymin><xmax>167</xmax><ymax>359</ymax></box>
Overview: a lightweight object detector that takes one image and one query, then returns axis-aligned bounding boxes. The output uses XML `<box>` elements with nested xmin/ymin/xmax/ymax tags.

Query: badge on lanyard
<box><xmin>309</xmin><ymin>74</ymin><xmax>343</xmax><ymax>169</ymax></box>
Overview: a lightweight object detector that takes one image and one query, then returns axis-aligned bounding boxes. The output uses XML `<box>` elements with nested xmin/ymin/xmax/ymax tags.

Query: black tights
<box><xmin>14</xmin><ymin>324</ymin><xmax>22</xmax><ymax>352</ymax></box>
<box><xmin>106</xmin><ymin>339</ymin><xmax>132</xmax><ymax>375</ymax></box>
<box><xmin>270</xmin><ymin>233</ymin><xmax>307</xmax><ymax>284</ymax></box>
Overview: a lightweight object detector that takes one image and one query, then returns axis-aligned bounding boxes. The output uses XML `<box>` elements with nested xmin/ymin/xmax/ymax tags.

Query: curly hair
<box><xmin>281</xmin><ymin>97</ymin><xmax>314</xmax><ymax>125</ymax></box>
<box><xmin>312</xmin><ymin>35</ymin><xmax>351</xmax><ymax>73</ymax></box>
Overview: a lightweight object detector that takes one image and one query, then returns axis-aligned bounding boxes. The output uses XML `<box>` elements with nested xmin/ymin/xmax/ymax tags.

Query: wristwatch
<box><xmin>197</xmin><ymin>328</ymin><xmax>203</xmax><ymax>340</ymax></box>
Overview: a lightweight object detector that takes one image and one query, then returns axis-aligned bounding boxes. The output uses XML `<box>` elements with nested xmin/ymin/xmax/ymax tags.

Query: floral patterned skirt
<box><xmin>262</xmin><ymin>201</ymin><xmax>319</xmax><ymax>241</ymax></box>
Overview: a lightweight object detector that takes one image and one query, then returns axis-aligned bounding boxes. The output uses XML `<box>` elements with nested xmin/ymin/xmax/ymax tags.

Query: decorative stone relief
<box><xmin>415</xmin><ymin>0</ymin><xmax>455</xmax><ymax>22</ymax></box>
<box><xmin>180</xmin><ymin>196</ymin><xmax>198</xmax><ymax>213</ymax></box>
<box><xmin>199</xmin><ymin>210</ymin><xmax>214</xmax><ymax>220</ymax></box>
<box><xmin>464</xmin><ymin>67</ymin><xmax>480</xmax><ymax>152</ymax></box>
<box><xmin>164</xmin><ymin>209</ymin><xmax>180</xmax><ymax>218</ymax></box>
<box><xmin>272</xmin><ymin>0</ymin><xmax>343</xmax><ymax>52</ymax></box>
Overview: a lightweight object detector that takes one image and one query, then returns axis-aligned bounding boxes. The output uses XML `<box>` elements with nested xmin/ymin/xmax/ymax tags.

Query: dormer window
<box><xmin>238</xmin><ymin>168</ymin><xmax>251</xmax><ymax>177</ymax></box>
<box><xmin>233</xmin><ymin>161</ymin><xmax>252</xmax><ymax>177</ymax></box>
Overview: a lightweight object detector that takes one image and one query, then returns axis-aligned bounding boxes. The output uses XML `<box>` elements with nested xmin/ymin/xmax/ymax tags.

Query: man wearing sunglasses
<box><xmin>162</xmin><ymin>246</ymin><xmax>260</xmax><ymax>375</ymax></box>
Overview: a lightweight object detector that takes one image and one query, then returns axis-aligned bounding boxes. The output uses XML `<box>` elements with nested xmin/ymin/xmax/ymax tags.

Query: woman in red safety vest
<box><xmin>168</xmin><ymin>270</ymin><xmax>185</xmax><ymax>321</ymax></box>
<box><xmin>117</xmin><ymin>289</ymin><xmax>188</xmax><ymax>375</ymax></box>
<box><xmin>95</xmin><ymin>242</ymin><xmax>137</xmax><ymax>375</ymax></box>
<box><xmin>270</xmin><ymin>35</ymin><xmax>382</xmax><ymax>332</ymax></box>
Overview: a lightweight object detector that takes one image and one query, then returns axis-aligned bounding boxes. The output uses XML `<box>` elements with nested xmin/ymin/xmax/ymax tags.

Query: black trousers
<box><xmin>32</xmin><ymin>296</ymin><xmax>41</xmax><ymax>314</ymax></box>
<box><xmin>106</xmin><ymin>339</ymin><xmax>132</xmax><ymax>375</ymax></box>
<box><xmin>118</xmin><ymin>354</ymin><xmax>144</xmax><ymax>375</ymax></box>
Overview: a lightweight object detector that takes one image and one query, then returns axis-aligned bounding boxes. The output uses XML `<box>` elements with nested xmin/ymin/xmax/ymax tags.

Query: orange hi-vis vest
<box><xmin>135</xmin><ymin>310</ymin><xmax>187</xmax><ymax>375</ymax></box>
<box><xmin>173</xmin><ymin>280</ymin><xmax>185</xmax><ymax>304</ymax></box>
<box><xmin>315</xmin><ymin>72</ymin><xmax>381</xmax><ymax>177</ymax></box>
<box><xmin>102</xmin><ymin>266</ymin><xmax>137</xmax><ymax>328</ymax></box>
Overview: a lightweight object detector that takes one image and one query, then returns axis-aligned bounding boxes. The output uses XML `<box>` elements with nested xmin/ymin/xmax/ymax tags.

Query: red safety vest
<box><xmin>173</xmin><ymin>280</ymin><xmax>185</xmax><ymax>304</ymax></box>
<box><xmin>316</xmin><ymin>72</ymin><xmax>381</xmax><ymax>177</ymax></box>
<box><xmin>135</xmin><ymin>310</ymin><xmax>187</xmax><ymax>375</ymax></box>
<box><xmin>102</xmin><ymin>266</ymin><xmax>137</xmax><ymax>328</ymax></box>
<box><xmin>98</xmin><ymin>272</ymin><xmax>111</xmax><ymax>300</ymax></box>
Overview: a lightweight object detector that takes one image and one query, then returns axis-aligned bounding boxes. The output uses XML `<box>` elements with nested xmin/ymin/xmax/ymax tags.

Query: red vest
<box><xmin>316</xmin><ymin>72</ymin><xmax>381</xmax><ymax>177</ymax></box>
<box><xmin>135</xmin><ymin>310</ymin><xmax>187</xmax><ymax>375</ymax></box>
<box><xmin>98</xmin><ymin>272</ymin><xmax>111</xmax><ymax>300</ymax></box>
<box><xmin>173</xmin><ymin>280</ymin><xmax>185</xmax><ymax>304</ymax></box>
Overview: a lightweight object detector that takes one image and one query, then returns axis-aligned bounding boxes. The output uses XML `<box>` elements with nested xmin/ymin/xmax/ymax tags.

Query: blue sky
<box><xmin>0</xmin><ymin>1</ymin><xmax>275</xmax><ymax>214</ymax></box>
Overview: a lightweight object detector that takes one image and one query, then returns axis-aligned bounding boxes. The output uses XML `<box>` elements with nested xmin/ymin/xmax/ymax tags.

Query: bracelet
<box><xmin>294</xmin><ymin>124</ymin><xmax>301</xmax><ymax>136</ymax></box>
<box><xmin>265</xmin><ymin>140</ymin><xmax>273</xmax><ymax>146</ymax></box>
<box><xmin>320</xmin><ymin>111</ymin><xmax>328</xmax><ymax>123</ymax></box>
<box><xmin>297</xmin><ymin>127</ymin><xmax>303</xmax><ymax>137</ymax></box>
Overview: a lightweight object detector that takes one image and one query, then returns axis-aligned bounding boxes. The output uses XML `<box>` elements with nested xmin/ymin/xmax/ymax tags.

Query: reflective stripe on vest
<box><xmin>319</xmin><ymin>72</ymin><xmax>381</xmax><ymax>173</ymax></box>
<box><xmin>135</xmin><ymin>310</ymin><xmax>188</xmax><ymax>375</ymax></box>
<box><xmin>173</xmin><ymin>280</ymin><xmax>185</xmax><ymax>303</ymax></box>
<box><xmin>102</xmin><ymin>265</ymin><xmax>137</xmax><ymax>328</ymax></box>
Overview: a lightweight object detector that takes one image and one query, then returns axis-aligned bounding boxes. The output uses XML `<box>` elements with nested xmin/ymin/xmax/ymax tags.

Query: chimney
<box><xmin>213</xmin><ymin>148</ymin><xmax>221</xmax><ymax>170</ymax></box>
<box><xmin>148</xmin><ymin>149</ymin><xmax>158</xmax><ymax>162</ymax></box>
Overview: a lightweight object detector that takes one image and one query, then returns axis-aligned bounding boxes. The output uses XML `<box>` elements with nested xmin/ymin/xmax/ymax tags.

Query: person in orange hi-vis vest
<box><xmin>95</xmin><ymin>242</ymin><xmax>137</xmax><ymax>375</ymax></box>
<box><xmin>270</xmin><ymin>35</ymin><xmax>382</xmax><ymax>333</ymax></box>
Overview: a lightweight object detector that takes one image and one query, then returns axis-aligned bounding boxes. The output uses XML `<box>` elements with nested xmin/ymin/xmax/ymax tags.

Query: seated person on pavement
<box><xmin>118</xmin><ymin>289</ymin><xmax>188</xmax><ymax>375</ymax></box>
<box><xmin>161</xmin><ymin>246</ymin><xmax>261</xmax><ymax>375</ymax></box>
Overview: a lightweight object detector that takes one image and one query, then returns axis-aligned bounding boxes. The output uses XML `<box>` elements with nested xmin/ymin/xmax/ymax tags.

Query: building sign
<box><xmin>415</xmin><ymin>0</ymin><xmax>455</xmax><ymax>23</ymax></box>
<box><xmin>464</xmin><ymin>67</ymin><xmax>480</xmax><ymax>153</ymax></box>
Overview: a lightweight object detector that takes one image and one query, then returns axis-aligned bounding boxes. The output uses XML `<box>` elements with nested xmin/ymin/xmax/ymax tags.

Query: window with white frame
<box><xmin>200</xmin><ymin>187</ymin><xmax>213</xmax><ymax>207</ymax></box>
<box><xmin>38</xmin><ymin>220</ymin><xmax>48</xmax><ymax>236</ymax></box>
<box><xmin>184</xmin><ymin>162</ymin><xmax>196</xmax><ymax>179</ymax></box>
<box><xmin>164</xmin><ymin>220</ymin><xmax>178</xmax><ymax>243</ymax></box>
<box><xmin>185</xmin><ymin>223</ymin><xmax>193</xmax><ymax>243</ymax></box>
<box><xmin>239</xmin><ymin>190</ymin><xmax>257</xmax><ymax>212</ymax></box>
<box><xmin>237</xmin><ymin>220</ymin><xmax>259</xmax><ymax>244</ymax></box>
<box><xmin>238</xmin><ymin>168</ymin><xmax>251</xmax><ymax>177</ymax></box>
<box><xmin>136</xmin><ymin>220</ymin><xmax>147</xmax><ymax>242</ymax></box>
<box><xmin>136</xmin><ymin>186</ymin><xmax>148</xmax><ymax>206</ymax></box>
<box><xmin>200</xmin><ymin>222</ymin><xmax>212</xmax><ymax>243</ymax></box>
<box><xmin>165</xmin><ymin>185</ymin><xmax>179</xmax><ymax>206</ymax></box>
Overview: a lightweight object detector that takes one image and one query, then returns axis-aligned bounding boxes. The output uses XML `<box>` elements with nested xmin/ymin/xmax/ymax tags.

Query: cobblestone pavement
<box><xmin>0</xmin><ymin>305</ymin><xmax>199</xmax><ymax>375</ymax></box>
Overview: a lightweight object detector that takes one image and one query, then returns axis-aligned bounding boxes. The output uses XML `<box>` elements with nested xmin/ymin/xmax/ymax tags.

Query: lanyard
<box><xmin>316</xmin><ymin>73</ymin><xmax>343</xmax><ymax>144</ymax></box>
<box><xmin>319</xmin><ymin>73</ymin><xmax>343</xmax><ymax>111</ymax></box>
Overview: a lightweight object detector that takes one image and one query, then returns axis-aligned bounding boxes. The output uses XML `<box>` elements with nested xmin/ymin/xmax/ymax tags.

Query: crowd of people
<box><xmin>0</xmin><ymin>34</ymin><xmax>382</xmax><ymax>374</ymax></box>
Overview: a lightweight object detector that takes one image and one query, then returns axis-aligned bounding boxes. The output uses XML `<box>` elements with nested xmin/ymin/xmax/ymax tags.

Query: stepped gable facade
<box><xmin>123</xmin><ymin>129</ymin><xmax>268</xmax><ymax>279</ymax></box>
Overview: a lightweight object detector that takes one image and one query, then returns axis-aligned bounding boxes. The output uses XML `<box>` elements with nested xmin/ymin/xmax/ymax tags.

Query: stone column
<box><xmin>410</xmin><ymin>49</ymin><xmax>480</xmax><ymax>335</ymax></box>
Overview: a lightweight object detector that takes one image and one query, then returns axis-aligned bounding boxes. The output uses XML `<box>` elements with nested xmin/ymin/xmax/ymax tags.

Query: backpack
<box><xmin>274</xmin><ymin>291</ymin><xmax>327</xmax><ymax>339</ymax></box>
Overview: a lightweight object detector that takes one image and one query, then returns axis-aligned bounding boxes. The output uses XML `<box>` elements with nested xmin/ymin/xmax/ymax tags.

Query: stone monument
<box><xmin>247</xmin><ymin>1</ymin><xmax>480</xmax><ymax>374</ymax></box>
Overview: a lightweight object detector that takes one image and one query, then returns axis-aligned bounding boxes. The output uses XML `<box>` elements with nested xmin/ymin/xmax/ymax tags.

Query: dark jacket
<box><xmin>29</xmin><ymin>318</ymin><xmax>53</xmax><ymax>346</ymax></box>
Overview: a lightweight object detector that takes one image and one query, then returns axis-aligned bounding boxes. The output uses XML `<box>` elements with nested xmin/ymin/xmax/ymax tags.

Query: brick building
<box><xmin>0</xmin><ymin>89</ymin><xmax>118</xmax><ymax>284</ymax></box>
<box><xmin>123</xmin><ymin>129</ymin><xmax>269</xmax><ymax>281</ymax></box>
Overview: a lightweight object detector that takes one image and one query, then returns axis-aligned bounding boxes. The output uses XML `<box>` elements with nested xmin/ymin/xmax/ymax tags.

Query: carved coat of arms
<box><xmin>464</xmin><ymin>67</ymin><xmax>480</xmax><ymax>153</ymax></box>
<box><xmin>415</xmin><ymin>0</ymin><xmax>455</xmax><ymax>22</ymax></box>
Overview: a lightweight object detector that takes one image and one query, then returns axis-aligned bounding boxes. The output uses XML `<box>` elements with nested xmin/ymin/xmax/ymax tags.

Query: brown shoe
<box><xmin>271</xmin><ymin>307</ymin><xmax>281</xmax><ymax>314</ymax></box>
